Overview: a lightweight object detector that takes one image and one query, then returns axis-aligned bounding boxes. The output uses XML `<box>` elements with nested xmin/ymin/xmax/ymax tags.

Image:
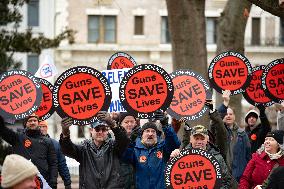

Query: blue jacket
<box><xmin>122</xmin><ymin>125</ymin><xmax>180</xmax><ymax>189</ymax></box>
<box><xmin>48</xmin><ymin>135</ymin><xmax>72</xmax><ymax>187</ymax></box>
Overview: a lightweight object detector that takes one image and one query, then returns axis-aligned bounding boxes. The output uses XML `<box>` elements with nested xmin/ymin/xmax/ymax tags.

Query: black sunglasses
<box><xmin>94</xmin><ymin>127</ymin><xmax>108</xmax><ymax>132</ymax></box>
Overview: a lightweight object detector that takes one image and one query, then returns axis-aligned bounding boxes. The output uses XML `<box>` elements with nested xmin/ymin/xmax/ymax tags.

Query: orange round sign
<box><xmin>167</xmin><ymin>70</ymin><xmax>211</xmax><ymax>121</ymax></box>
<box><xmin>262</xmin><ymin>58</ymin><xmax>284</xmax><ymax>103</ymax></box>
<box><xmin>119</xmin><ymin>64</ymin><xmax>173</xmax><ymax>119</ymax></box>
<box><xmin>0</xmin><ymin>70</ymin><xmax>42</xmax><ymax>120</ymax></box>
<box><xmin>165</xmin><ymin>148</ymin><xmax>222</xmax><ymax>189</ymax></box>
<box><xmin>107</xmin><ymin>52</ymin><xmax>137</xmax><ymax>70</ymax></box>
<box><xmin>53</xmin><ymin>66</ymin><xmax>112</xmax><ymax>125</ymax></box>
<box><xmin>208</xmin><ymin>51</ymin><xmax>253</xmax><ymax>95</ymax></box>
<box><xmin>243</xmin><ymin>65</ymin><xmax>273</xmax><ymax>107</ymax></box>
<box><xmin>35</xmin><ymin>78</ymin><xmax>55</xmax><ymax>120</ymax></box>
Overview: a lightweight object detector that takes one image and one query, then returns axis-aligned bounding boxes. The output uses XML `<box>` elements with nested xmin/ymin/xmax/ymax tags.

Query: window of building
<box><xmin>161</xmin><ymin>16</ymin><xmax>171</xmax><ymax>44</ymax></box>
<box><xmin>280</xmin><ymin>18</ymin><xmax>284</xmax><ymax>46</ymax></box>
<box><xmin>27</xmin><ymin>0</ymin><xmax>39</xmax><ymax>27</ymax></box>
<box><xmin>88</xmin><ymin>15</ymin><xmax>116</xmax><ymax>43</ymax></box>
<box><xmin>27</xmin><ymin>54</ymin><xmax>39</xmax><ymax>74</ymax></box>
<box><xmin>134</xmin><ymin>16</ymin><xmax>144</xmax><ymax>35</ymax></box>
<box><xmin>206</xmin><ymin>17</ymin><xmax>218</xmax><ymax>44</ymax></box>
<box><xmin>251</xmin><ymin>17</ymin><xmax>261</xmax><ymax>45</ymax></box>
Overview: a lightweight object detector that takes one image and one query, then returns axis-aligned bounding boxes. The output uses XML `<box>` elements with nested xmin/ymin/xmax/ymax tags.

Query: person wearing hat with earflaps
<box><xmin>59</xmin><ymin>111</ymin><xmax>129</xmax><ymax>189</ymax></box>
<box><xmin>244</xmin><ymin>106</ymin><xmax>271</xmax><ymax>153</ymax></box>
<box><xmin>239</xmin><ymin>130</ymin><xmax>284</xmax><ymax>189</ymax></box>
<box><xmin>0</xmin><ymin>114</ymin><xmax>57</xmax><ymax>188</ymax></box>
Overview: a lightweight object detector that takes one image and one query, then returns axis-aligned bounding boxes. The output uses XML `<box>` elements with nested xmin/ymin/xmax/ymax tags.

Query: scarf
<box><xmin>265</xmin><ymin>149</ymin><xmax>284</xmax><ymax>160</ymax></box>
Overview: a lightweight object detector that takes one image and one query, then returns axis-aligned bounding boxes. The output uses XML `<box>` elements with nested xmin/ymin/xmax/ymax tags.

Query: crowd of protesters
<box><xmin>0</xmin><ymin>95</ymin><xmax>283</xmax><ymax>189</ymax></box>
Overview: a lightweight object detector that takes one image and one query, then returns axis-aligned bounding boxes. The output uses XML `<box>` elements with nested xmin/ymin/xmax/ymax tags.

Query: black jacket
<box><xmin>263</xmin><ymin>166</ymin><xmax>284</xmax><ymax>189</ymax></box>
<box><xmin>0</xmin><ymin>120</ymin><xmax>58</xmax><ymax>188</ymax></box>
<box><xmin>245</xmin><ymin>109</ymin><xmax>271</xmax><ymax>153</ymax></box>
<box><xmin>60</xmin><ymin>126</ymin><xmax>129</xmax><ymax>189</ymax></box>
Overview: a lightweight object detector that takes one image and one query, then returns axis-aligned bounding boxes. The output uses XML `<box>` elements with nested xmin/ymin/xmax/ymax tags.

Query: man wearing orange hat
<box><xmin>39</xmin><ymin>120</ymin><xmax>72</xmax><ymax>189</ymax></box>
<box><xmin>0</xmin><ymin>114</ymin><xmax>58</xmax><ymax>188</ymax></box>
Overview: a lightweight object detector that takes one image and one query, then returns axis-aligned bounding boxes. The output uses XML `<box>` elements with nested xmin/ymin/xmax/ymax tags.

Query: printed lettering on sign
<box><xmin>119</xmin><ymin>64</ymin><xmax>173</xmax><ymax>119</ymax></box>
<box><xmin>208</xmin><ymin>51</ymin><xmax>253</xmax><ymax>95</ymax></box>
<box><xmin>35</xmin><ymin>78</ymin><xmax>55</xmax><ymax>120</ymax></box>
<box><xmin>53</xmin><ymin>66</ymin><xmax>112</xmax><ymax>125</ymax></box>
<box><xmin>0</xmin><ymin>70</ymin><xmax>42</xmax><ymax>120</ymax></box>
<box><xmin>167</xmin><ymin>70</ymin><xmax>211</xmax><ymax>121</ymax></box>
<box><xmin>243</xmin><ymin>65</ymin><xmax>274</xmax><ymax>107</ymax></box>
<box><xmin>261</xmin><ymin>58</ymin><xmax>284</xmax><ymax>103</ymax></box>
<box><xmin>107</xmin><ymin>52</ymin><xmax>137</xmax><ymax>70</ymax></box>
<box><xmin>102</xmin><ymin>69</ymin><xmax>130</xmax><ymax>112</ymax></box>
<box><xmin>165</xmin><ymin>148</ymin><xmax>222</xmax><ymax>189</ymax></box>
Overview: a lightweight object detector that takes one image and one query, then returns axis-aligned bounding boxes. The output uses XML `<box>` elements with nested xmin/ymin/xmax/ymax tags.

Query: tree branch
<box><xmin>247</xmin><ymin>0</ymin><xmax>284</xmax><ymax>18</ymax></box>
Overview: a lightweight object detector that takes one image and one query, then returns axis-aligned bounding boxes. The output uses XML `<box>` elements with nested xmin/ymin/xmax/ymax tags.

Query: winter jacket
<box><xmin>245</xmin><ymin>109</ymin><xmax>271</xmax><ymax>153</ymax></box>
<box><xmin>209</xmin><ymin>109</ymin><xmax>228</xmax><ymax>160</ymax></box>
<box><xmin>277</xmin><ymin>110</ymin><xmax>284</xmax><ymax>131</ymax></box>
<box><xmin>262</xmin><ymin>166</ymin><xmax>284</xmax><ymax>189</ymax></box>
<box><xmin>0</xmin><ymin>121</ymin><xmax>58</xmax><ymax>188</ymax></box>
<box><xmin>119</xmin><ymin>161</ymin><xmax>135</xmax><ymax>189</ymax></box>
<box><xmin>46</xmin><ymin>135</ymin><xmax>71</xmax><ymax>187</ymax></box>
<box><xmin>239</xmin><ymin>150</ymin><xmax>284</xmax><ymax>189</ymax></box>
<box><xmin>217</xmin><ymin>104</ymin><xmax>251</xmax><ymax>177</ymax></box>
<box><xmin>60</xmin><ymin>126</ymin><xmax>129</xmax><ymax>189</ymax></box>
<box><xmin>185</xmin><ymin>144</ymin><xmax>232</xmax><ymax>189</ymax></box>
<box><xmin>122</xmin><ymin>125</ymin><xmax>180</xmax><ymax>189</ymax></box>
<box><xmin>232</xmin><ymin>129</ymin><xmax>251</xmax><ymax>182</ymax></box>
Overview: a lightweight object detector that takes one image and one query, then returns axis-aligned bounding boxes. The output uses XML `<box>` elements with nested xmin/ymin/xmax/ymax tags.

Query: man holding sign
<box><xmin>59</xmin><ymin>112</ymin><xmax>129</xmax><ymax>189</ymax></box>
<box><xmin>0</xmin><ymin>114</ymin><xmax>58</xmax><ymax>189</ymax></box>
<box><xmin>122</xmin><ymin>111</ymin><xmax>180</xmax><ymax>189</ymax></box>
<box><xmin>170</xmin><ymin>125</ymin><xmax>231</xmax><ymax>188</ymax></box>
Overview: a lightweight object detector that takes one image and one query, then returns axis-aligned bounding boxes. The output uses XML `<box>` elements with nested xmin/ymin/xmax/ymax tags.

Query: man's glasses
<box><xmin>94</xmin><ymin>127</ymin><xmax>108</xmax><ymax>132</ymax></box>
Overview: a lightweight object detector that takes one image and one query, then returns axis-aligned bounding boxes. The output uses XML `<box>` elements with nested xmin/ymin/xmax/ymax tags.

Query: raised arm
<box><xmin>0</xmin><ymin>116</ymin><xmax>19</xmax><ymax>146</ymax></box>
<box><xmin>59</xmin><ymin>117</ymin><xmax>83</xmax><ymax>161</ymax></box>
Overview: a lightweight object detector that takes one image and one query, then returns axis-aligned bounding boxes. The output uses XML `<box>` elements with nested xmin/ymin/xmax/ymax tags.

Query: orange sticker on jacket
<box><xmin>157</xmin><ymin>151</ymin><xmax>163</xmax><ymax>159</ymax></box>
<box><xmin>139</xmin><ymin>155</ymin><xmax>147</xmax><ymax>163</ymax></box>
<box><xmin>251</xmin><ymin>134</ymin><xmax>257</xmax><ymax>141</ymax></box>
<box><xmin>24</xmin><ymin>139</ymin><xmax>32</xmax><ymax>148</ymax></box>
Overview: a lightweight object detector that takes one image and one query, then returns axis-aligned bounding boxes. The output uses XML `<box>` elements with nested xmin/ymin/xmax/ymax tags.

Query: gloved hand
<box><xmin>61</xmin><ymin>117</ymin><xmax>73</xmax><ymax>136</ymax></box>
<box><xmin>97</xmin><ymin>111</ymin><xmax>116</xmax><ymax>128</ymax></box>
<box><xmin>204</xmin><ymin>99</ymin><xmax>214</xmax><ymax>111</ymax></box>
<box><xmin>256</xmin><ymin>104</ymin><xmax>266</xmax><ymax>116</ymax></box>
<box><xmin>154</xmin><ymin>110</ymin><xmax>169</xmax><ymax>126</ymax></box>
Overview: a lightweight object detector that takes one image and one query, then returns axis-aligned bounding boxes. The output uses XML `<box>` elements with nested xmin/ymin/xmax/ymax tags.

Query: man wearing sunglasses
<box><xmin>59</xmin><ymin>111</ymin><xmax>129</xmax><ymax>189</ymax></box>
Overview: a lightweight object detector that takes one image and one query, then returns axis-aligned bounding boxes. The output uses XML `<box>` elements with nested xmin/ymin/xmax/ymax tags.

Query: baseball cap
<box><xmin>191</xmin><ymin>125</ymin><xmax>208</xmax><ymax>137</ymax></box>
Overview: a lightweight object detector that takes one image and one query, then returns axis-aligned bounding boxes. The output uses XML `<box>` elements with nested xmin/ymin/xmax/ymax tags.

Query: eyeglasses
<box><xmin>94</xmin><ymin>127</ymin><xmax>108</xmax><ymax>132</ymax></box>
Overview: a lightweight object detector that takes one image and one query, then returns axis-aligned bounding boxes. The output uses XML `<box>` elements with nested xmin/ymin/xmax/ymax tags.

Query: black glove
<box><xmin>154</xmin><ymin>110</ymin><xmax>169</xmax><ymax>126</ymax></box>
<box><xmin>97</xmin><ymin>111</ymin><xmax>116</xmax><ymax>128</ymax></box>
<box><xmin>256</xmin><ymin>104</ymin><xmax>266</xmax><ymax>116</ymax></box>
<box><xmin>204</xmin><ymin>99</ymin><xmax>214</xmax><ymax>111</ymax></box>
<box><xmin>130</xmin><ymin>126</ymin><xmax>141</xmax><ymax>143</ymax></box>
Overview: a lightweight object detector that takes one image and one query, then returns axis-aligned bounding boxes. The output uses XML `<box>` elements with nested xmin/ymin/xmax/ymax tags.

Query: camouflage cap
<box><xmin>191</xmin><ymin>125</ymin><xmax>208</xmax><ymax>137</ymax></box>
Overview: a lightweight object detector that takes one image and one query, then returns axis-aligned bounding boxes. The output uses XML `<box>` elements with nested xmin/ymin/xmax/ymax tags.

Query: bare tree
<box><xmin>215</xmin><ymin>0</ymin><xmax>252</xmax><ymax>125</ymax></box>
<box><xmin>165</xmin><ymin>0</ymin><xmax>208</xmax><ymax>126</ymax></box>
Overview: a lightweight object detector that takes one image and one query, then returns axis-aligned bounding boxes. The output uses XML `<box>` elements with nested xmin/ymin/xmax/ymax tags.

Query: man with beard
<box><xmin>122</xmin><ymin>111</ymin><xmax>180</xmax><ymax>189</ymax></box>
<box><xmin>0</xmin><ymin>114</ymin><xmax>58</xmax><ymax>188</ymax></box>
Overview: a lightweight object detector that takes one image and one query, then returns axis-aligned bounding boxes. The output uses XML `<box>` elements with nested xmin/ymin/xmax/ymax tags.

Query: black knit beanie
<box><xmin>266</xmin><ymin>130</ymin><xmax>284</xmax><ymax>145</ymax></box>
<box><xmin>119</xmin><ymin>112</ymin><xmax>136</xmax><ymax>125</ymax></box>
<box><xmin>141</xmin><ymin>122</ymin><xmax>158</xmax><ymax>134</ymax></box>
